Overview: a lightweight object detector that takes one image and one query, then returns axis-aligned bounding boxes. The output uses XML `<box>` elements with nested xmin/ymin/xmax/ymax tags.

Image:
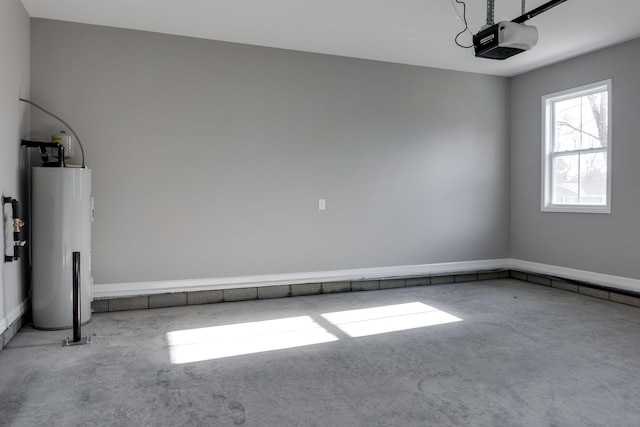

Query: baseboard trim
<box><xmin>509</xmin><ymin>259</ymin><xmax>640</xmax><ymax>294</ymax></box>
<box><xmin>1</xmin><ymin>297</ymin><xmax>30</xmax><ymax>350</ymax></box>
<box><xmin>93</xmin><ymin>259</ymin><xmax>511</xmax><ymax>299</ymax></box>
<box><xmin>91</xmin><ymin>259</ymin><xmax>640</xmax><ymax>314</ymax></box>
<box><xmin>0</xmin><ymin>298</ymin><xmax>29</xmax><ymax>333</ymax></box>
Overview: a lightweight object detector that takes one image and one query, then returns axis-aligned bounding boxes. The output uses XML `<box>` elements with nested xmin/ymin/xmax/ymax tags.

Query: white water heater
<box><xmin>32</xmin><ymin>167</ymin><xmax>92</xmax><ymax>330</ymax></box>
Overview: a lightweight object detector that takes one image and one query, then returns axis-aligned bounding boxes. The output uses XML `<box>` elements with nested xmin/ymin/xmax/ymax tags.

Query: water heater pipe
<box><xmin>3</xmin><ymin>197</ymin><xmax>26</xmax><ymax>262</ymax></box>
<box><xmin>65</xmin><ymin>251</ymin><xmax>91</xmax><ymax>346</ymax></box>
<box><xmin>19</xmin><ymin>98</ymin><xmax>86</xmax><ymax>168</ymax></box>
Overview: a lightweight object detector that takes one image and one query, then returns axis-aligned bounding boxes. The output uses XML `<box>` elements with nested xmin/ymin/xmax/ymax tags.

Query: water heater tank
<box><xmin>32</xmin><ymin>167</ymin><xmax>92</xmax><ymax>329</ymax></box>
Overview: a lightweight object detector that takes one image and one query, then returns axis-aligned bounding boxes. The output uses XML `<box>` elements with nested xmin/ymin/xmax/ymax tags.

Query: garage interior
<box><xmin>2</xmin><ymin>1</ymin><xmax>640</xmax><ymax>425</ymax></box>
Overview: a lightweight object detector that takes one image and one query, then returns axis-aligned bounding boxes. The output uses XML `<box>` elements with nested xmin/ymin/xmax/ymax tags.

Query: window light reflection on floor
<box><xmin>321</xmin><ymin>302</ymin><xmax>462</xmax><ymax>338</ymax></box>
<box><xmin>167</xmin><ymin>302</ymin><xmax>463</xmax><ymax>364</ymax></box>
<box><xmin>167</xmin><ymin>316</ymin><xmax>338</xmax><ymax>364</ymax></box>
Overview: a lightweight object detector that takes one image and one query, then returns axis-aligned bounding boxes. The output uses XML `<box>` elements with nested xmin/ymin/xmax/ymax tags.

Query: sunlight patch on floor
<box><xmin>321</xmin><ymin>302</ymin><xmax>462</xmax><ymax>338</ymax></box>
<box><xmin>167</xmin><ymin>316</ymin><xmax>338</xmax><ymax>364</ymax></box>
<box><xmin>167</xmin><ymin>302</ymin><xmax>463</xmax><ymax>363</ymax></box>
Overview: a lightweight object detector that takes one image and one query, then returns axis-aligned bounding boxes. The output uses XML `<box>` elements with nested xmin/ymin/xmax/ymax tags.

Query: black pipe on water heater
<box><xmin>72</xmin><ymin>251</ymin><xmax>81</xmax><ymax>343</ymax></box>
<box><xmin>62</xmin><ymin>252</ymin><xmax>91</xmax><ymax>346</ymax></box>
<box><xmin>65</xmin><ymin>251</ymin><xmax>89</xmax><ymax>345</ymax></box>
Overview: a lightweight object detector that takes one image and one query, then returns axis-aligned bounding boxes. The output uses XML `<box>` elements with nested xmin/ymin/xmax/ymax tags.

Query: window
<box><xmin>541</xmin><ymin>80</ymin><xmax>612</xmax><ymax>213</ymax></box>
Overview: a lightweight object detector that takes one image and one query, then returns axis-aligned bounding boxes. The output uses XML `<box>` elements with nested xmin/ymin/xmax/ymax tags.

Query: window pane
<box><xmin>553</xmin><ymin>90</ymin><xmax>608</xmax><ymax>152</ymax></box>
<box><xmin>583</xmin><ymin>92</ymin><xmax>608</xmax><ymax>148</ymax></box>
<box><xmin>579</xmin><ymin>151</ymin><xmax>607</xmax><ymax>205</ymax></box>
<box><xmin>552</xmin><ymin>154</ymin><xmax>579</xmax><ymax>205</ymax></box>
<box><xmin>554</xmin><ymin>97</ymin><xmax>582</xmax><ymax>152</ymax></box>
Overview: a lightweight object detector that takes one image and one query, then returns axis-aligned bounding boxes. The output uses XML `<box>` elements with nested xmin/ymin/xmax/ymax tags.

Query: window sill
<box><xmin>541</xmin><ymin>204</ymin><xmax>611</xmax><ymax>214</ymax></box>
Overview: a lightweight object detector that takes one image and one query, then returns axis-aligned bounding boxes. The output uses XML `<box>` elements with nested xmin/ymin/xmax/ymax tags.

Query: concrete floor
<box><xmin>1</xmin><ymin>278</ymin><xmax>640</xmax><ymax>426</ymax></box>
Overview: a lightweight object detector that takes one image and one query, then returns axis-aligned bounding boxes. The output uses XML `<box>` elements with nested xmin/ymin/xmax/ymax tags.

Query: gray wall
<box><xmin>511</xmin><ymin>38</ymin><xmax>640</xmax><ymax>279</ymax></box>
<box><xmin>0</xmin><ymin>0</ymin><xmax>30</xmax><ymax>333</ymax></box>
<box><xmin>30</xmin><ymin>19</ymin><xmax>510</xmax><ymax>285</ymax></box>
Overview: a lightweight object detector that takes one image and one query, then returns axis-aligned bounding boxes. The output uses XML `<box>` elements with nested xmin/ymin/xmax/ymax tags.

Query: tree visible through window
<box><xmin>542</xmin><ymin>80</ymin><xmax>611</xmax><ymax>213</ymax></box>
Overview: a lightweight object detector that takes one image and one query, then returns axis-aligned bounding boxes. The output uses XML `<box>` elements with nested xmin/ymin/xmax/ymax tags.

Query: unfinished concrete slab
<box><xmin>1</xmin><ymin>279</ymin><xmax>639</xmax><ymax>426</ymax></box>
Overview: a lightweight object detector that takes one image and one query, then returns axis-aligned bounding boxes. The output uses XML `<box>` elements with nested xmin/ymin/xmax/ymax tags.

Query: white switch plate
<box><xmin>319</xmin><ymin>199</ymin><xmax>326</xmax><ymax>210</ymax></box>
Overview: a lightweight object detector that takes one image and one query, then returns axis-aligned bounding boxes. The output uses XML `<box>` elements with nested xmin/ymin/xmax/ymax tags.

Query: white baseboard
<box><xmin>93</xmin><ymin>258</ymin><xmax>511</xmax><ymax>299</ymax></box>
<box><xmin>0</xmin><ymin>297</ymin><xmax>29</xmax><ymax>334</ymax></box>
<box><xmin>93</xmin><ymin>258</ymin><xmax>640</xmax><ymax>300</ymax></box>
<box><xmin>509</xmin><ymin>259</ymin><xmax>640</xmax><ymax>294</ymax></box>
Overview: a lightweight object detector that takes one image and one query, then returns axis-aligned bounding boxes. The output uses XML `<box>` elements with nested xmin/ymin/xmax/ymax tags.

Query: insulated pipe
<box><xmin>21</xmin><ymin>140</ymin><xmax>65</xmax><ymax>167</ymax></box>
<box><xmin>3</xmin><ymin>197</ymin><xmax>25</xmax><ymax>262</ymax></box>
<box><xmin>11</xmin><ymin>199</ymin><xmax>23</xmax><ymax>261</ymax></box>
<box><xmin>10</xmin><ymin>199</ymin><xmax>21</xmax><ymax>242</ymax></box>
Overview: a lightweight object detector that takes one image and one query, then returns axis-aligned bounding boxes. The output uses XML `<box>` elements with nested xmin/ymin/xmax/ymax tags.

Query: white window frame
<box><xmin>541</xmin><ymin>79</ymin><xmax>612</xmax><ymax>213</ymax></box>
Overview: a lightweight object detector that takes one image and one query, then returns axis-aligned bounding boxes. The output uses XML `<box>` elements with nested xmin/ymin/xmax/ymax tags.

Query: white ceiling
<box><xmin>20</xmin><ymin>0</ymin><xmax>640</xmax><ymax>77</ymax></box>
